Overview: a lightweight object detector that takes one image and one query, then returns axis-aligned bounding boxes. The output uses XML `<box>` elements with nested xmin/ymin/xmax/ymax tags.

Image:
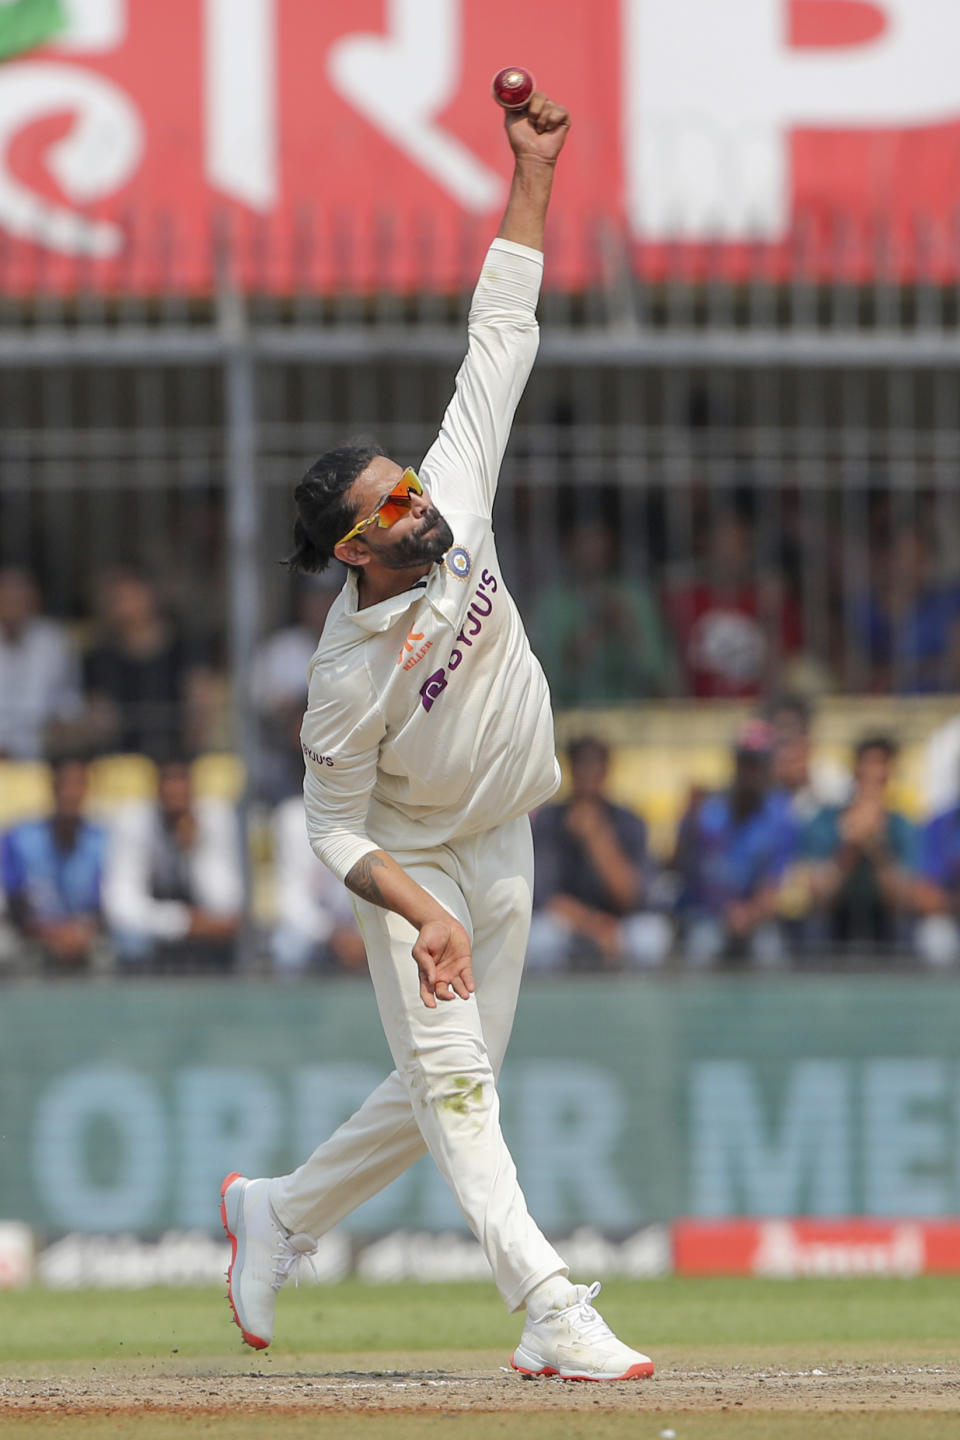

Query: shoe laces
<box><xmin>562</xmin><ymin>1281</ymin><xmax>616</xmax><ymax>1342</ymax></box>
<box><xmin>271</xmin><ymin>1231</ymin><xmax>318</xmax><ymax>1292</ymax></box>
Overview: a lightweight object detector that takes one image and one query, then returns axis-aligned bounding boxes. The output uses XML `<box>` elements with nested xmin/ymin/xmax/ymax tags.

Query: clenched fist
<box><xmin>505</xmin><ymin>92</ymin><xmax>571</xmax><ymax>166</ymax></box>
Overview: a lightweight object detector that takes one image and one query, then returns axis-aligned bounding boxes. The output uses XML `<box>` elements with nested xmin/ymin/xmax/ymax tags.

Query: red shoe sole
<box><xmin>220</xmin><ymin>1171</ymin><xmax>270</xmax><ymax>1351</ymax></box>
<box><xmin>510</xmin><ymin>1357</ymin><xmax>654</xmax><ymax>1381</ymax></box>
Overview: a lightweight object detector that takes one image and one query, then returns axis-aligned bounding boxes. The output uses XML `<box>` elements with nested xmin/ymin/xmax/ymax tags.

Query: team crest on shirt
<box><xmin>444</xmin><ymin>545</ymin><xmax>472</xmax><ymax>581</ymax></box>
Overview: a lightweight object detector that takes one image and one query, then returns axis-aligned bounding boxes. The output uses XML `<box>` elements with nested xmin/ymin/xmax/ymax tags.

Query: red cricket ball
<box><xmin>491</xmin><ymin>66</ymin><xmax>535</xmax><ymax>110</ymax></box>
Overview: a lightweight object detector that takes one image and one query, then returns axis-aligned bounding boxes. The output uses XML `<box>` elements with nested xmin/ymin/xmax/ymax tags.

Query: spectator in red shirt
<box><xmin>666</xmin><ymin>511</ymin><xmax>803</xmax><ymax>699</ymax></box>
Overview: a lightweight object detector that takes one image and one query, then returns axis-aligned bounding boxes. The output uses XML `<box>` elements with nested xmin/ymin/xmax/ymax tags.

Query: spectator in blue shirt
<box><xmin>0</xmin><ymin>756</ymin><xmax>108</xmax><ymax>972</ymax></box>
<box><xmin>913</xmin><ymin>798</ymin><xmax>960</xmax><ymax>967</ymax></box>
<box><xmin>855</xmin><ymin>526</ymin><xmax>960</xmax><ymax>694</ymax></box>
<box><xmin>804</xmin><ymin>734</ymin><xmax>916</xmax><ymax>951</ymax></box>
<box><xmin>528</xmin><ymin>736</ymin><xmax>672</xmax><ymax>971</ymax></box>
<box><xmin>676</xmin><ymin>719</ymin><xmax>797</xmax><ymax>967</ymax></box>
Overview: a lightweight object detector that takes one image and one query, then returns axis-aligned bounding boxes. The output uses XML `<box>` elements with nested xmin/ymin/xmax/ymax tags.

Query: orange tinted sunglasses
<box><xmin>336</xmin><ymin>468</ymin><xmax>424</xmax><ymax>547</ymax></box>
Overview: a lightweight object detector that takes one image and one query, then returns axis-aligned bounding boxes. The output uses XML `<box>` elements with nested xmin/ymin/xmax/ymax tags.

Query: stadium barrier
<box><xmin>2</xmin><ymin>974</ymin><xmax>958</xmax><ymax>1280</ymax></box>
<box><xmin>672</xmin><ymin>1219</ymin><xmax>960</xmax><ymax>1278</ymax></box>
<box><xmin>8</xmin><ymin>1217</ymin><xmax>960</xmax><ymax>1289</ymax></box>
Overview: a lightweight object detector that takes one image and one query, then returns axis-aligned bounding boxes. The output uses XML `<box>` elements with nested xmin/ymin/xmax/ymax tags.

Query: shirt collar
<box><xmin>341</xmin><ymin>568</ymin><xmax>435</xmax><ymax>633</ymax></box>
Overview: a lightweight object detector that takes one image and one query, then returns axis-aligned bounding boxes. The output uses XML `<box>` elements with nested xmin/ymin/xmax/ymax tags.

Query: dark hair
<box><xmin>854</xmin><ymin>733</ymin><xmax>899</xmax><ymax>763</ymax></box>
<box><xmin>766</xmin><ymin>693</ymin><xmax>813</xmax><ymax>731</ymax></box>
<box><xmin>98</xmin><ymin>561</ymin><xmax>158</xmax><ymax>590</ymax></box>
<box><xmin>568</xmin><ymin>735</ymin><xmax>609</xmax><ymax>768</ymax></box>
<box><xmin>49</xmin><ymin>753</ymin><xmax>91</xmax><ymax>777</ymax></box>
<box><xmin>285</xmin><ymin>440</ymin><xmax>384</xmax><ymax>574</ymax></box>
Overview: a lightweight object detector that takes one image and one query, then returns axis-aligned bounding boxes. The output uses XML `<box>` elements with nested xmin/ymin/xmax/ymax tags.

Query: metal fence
<box><xmin>0</xmin><ymin>221</ymin><xmax>958</xmax><ymax>970</ymax></box>
<box><xmin>3</xmin><ymin>223</ymin><xmax>960</xmax><ymax>726</ymax></box>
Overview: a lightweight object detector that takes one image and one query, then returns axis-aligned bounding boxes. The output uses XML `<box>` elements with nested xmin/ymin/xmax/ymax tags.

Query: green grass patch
<box><xmin>1</xmin><ymin>1276</ymin><xmax>958</xmax><ymax>1366</ymax></box>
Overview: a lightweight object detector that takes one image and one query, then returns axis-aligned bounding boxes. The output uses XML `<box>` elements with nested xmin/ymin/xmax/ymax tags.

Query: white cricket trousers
<box><xmin>270</xmin><ymin>814</ymin><xmax>567</xmax><ymax>1313</ymax></box>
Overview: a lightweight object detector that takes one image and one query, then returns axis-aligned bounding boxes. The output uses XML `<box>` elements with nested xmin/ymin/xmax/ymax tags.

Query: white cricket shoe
<box><xmin>220</xmin><ymin>1172</ymin><xmax>318</xmax><ymax>1349</ymax></box>
<box><xmin>511</xmin><ymin>1281</ymin><xmax>654</xmax><ymax>1381</ymax></box>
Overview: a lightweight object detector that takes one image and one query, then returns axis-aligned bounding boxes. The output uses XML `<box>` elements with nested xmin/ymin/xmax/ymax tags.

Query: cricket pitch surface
<box><xmin>1</xmin><ymin>1280</ymin><xmax>958</xmax><ymax>1438</ymax></box>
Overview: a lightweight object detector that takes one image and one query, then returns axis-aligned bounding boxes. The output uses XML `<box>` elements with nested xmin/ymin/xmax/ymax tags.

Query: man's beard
<box><xmin>379</xmin><ymin>508</ymin><xmax>454</xmax><ymax>569</ymax></box>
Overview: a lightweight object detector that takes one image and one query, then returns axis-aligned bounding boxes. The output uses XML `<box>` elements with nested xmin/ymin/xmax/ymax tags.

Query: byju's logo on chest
<box><xmin>418</xmin><ymin>567</ymin><xmax>499</xmax><ymax>712</ymax></box>
<box><xmin>418</xmin><ymin>669</ymin><xmax>448</xmax><ymax>711</ymax></box>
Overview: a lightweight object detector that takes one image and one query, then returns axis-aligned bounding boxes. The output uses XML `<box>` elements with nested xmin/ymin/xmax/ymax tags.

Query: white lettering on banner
<box><xmin>0</xmin><ymin>62</ymin><xmax>142</xmax><ymax>256</ymax></box>
<box><xmin>511</xmin><ymin>1063</ymin><xmax>635</xmax><ymax>1229</ymax></box>
<box><xmin>625</xmin><ymin>0</ymin><xmax>960</xmax><ymax>240</ymax></box>
<box><xmin>25</xmin><ymin>1057</ymin><xmax>960</xmax><ymax>1232</ymax></box>
<box><xmin>752</xmin><ymin>1218</ymin><xmax>925</xmax><ymax>1278</ymax></box>
<box><xmin>203</xmin><ymin>0</ymin><xmax>277</xmax><ymax>210</ymax></box>
<box><xmin>28</xmin><ymin>1059</ymin><xmax>636</xmax><ymax>1235</ymax></box>
<box><xmin>863</xmin><ymin>1059</ymin><xmax>949</xmax><ymax>1216</ymax></box>
<box><xmin>328</xmin><ymin>0</ymin><xmax>506</xmax><ymax>214</ymax></box>
<box><xmin>32</xmin><ymin>1066</ymin><xmax>166</xmax><ymax>1230</ymax></box>
<box><xmin>690</xmin><ymin>1061</ymin><xmax>851</xmax><ymax>1215</ymax></box>
<box><xmin>53</xmin><ymin>0</ymin><xmax>126</xmax><ymax>52</ymax></box>
<box><xmin>176</xmin><ymin>1068</ymin><xmax>281</xmax><ymax>1228</ymax></box>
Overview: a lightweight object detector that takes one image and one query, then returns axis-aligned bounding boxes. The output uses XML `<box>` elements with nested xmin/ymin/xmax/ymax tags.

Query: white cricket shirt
<box><xmin>300</xmin><ymin>238</ymin><xmax>561</xmax><ymax>882</ymax></box>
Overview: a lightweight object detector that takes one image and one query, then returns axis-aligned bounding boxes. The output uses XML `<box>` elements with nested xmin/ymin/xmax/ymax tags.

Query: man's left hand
<box><xmin>413</xmin><ymin>916</ymin><xmax>475</xmax><ymax>1009</ymax></box>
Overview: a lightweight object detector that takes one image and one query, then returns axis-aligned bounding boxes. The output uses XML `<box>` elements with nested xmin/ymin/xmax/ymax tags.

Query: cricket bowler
<box><xmin>221</xmin><ymin>86</ymin><xmax>654</xmax><ymax>1383</ymax></box>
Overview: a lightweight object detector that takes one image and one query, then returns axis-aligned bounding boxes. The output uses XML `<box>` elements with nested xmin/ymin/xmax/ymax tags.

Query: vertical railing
<box><xmin>219</xmin><ymin>259</ymin><xmax>261</xmax><ymax>971</ymax></box>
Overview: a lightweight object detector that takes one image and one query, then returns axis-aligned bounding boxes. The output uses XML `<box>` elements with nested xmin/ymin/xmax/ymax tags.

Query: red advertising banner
<box><xmin>3</xmin><ymin>0</ymin><xmax>960</xmax><ymax>293</ymax></box>
<box><xmin>673</xmin><ymin>1219</ymin><xmax>960</xmax><ymax>1277</ymax></box>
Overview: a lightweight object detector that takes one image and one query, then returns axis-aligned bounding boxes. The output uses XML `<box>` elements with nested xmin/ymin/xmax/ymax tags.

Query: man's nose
<box><xmin>410</xmin><ymin>489</ymin><xmax>432</xmax><ymax>516</ymax></box>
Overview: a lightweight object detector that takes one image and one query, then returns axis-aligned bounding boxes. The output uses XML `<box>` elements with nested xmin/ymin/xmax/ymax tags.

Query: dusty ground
<box><xmin>2</xmin><ymin>1351</ymin><xmax>958</xmax><ymax>1416</ymax></box>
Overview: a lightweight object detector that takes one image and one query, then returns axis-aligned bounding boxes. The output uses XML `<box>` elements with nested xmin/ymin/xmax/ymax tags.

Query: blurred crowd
<box><xmin>2</xmin><ymin>555</ymin><xmax>960</xmax><ymax>978</ymax></box>
<box><xmin>532</xmin><ymin>505</ymin><xmax>960</xmax><ymax>704</ymax></box>
<box><xmin>4</xmin><ymin>707</ymin><xmax>960</xmax><ymax>978</ymax></box>
<box><xmin>530</xmin><ymin>718</ymin><xmax>960</xmax><ymax>975</ymax></box>
<box><xmin>4</xmin><ymin>496</ymin><xmax>960</xmax><ymax>766</ymax></box>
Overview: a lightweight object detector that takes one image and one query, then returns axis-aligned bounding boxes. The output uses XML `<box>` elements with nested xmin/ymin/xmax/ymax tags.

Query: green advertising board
<box><xmin>1</xmin><ymin>976</ymin><xmax>958</xmax><ymax>1237</ymax></box>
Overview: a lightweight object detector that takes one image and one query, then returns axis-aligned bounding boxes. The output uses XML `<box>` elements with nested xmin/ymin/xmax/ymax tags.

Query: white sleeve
<box><xmin>192</xmin><ymin>802</ymin><xmax>244</xmax><ymax>915</ymax></box>
<box><xmin>419</xmin><ymin>237</ymin><xmax>542</xmax><ymax>519</ymax></box>
<box><xmin>103</xmin><ymin>806</ymin><xmax>192</xmax><ymax>941</ymax></box>
<box><xmin>301</xmin><ymin>659</ymin><xmax>386</xmax><ymax>883</ymax></box>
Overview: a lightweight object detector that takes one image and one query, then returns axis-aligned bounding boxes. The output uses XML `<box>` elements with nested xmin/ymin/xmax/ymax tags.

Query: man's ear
<box><xmin>334</xmin><ymin>540</ymin><xmax>370</xmax><ymax>569</ymax></box>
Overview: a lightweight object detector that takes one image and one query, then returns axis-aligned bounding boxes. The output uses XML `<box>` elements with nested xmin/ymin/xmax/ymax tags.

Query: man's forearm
<box><xmin>875</xmin><ymin>859</ymin><xmax>915</xmax><ymax>911</ymax></box>
<box><xmin>497</xmin><ymin>157</ymin><xmax>556</xmax><ymax>252</ymax></box>
<box><xmin>345</xmin><ymin>848</ymin><xmax>451</xmax><ymax>929</ymax></box>
<box><xmin>580</xmin><ymin>828</ymin><xmax>642</xmax><ymax>912</ymax></box>
<box><xmin>913</xmin><ymin>876</ymin><xmax>952</xmax><ymax>916</ymax></box>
